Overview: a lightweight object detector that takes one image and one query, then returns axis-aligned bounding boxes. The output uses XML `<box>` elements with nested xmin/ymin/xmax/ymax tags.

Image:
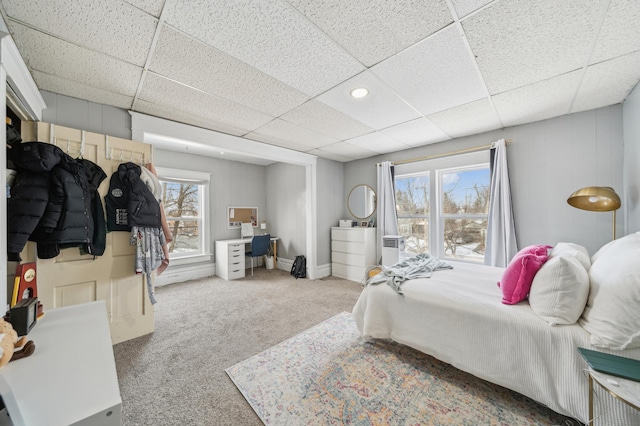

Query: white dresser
<box><xmin>0</xmin><ymin>301</ymin><xmax>121</xmax><ymax>426</ymax></box>
<box><xmin>331</xmin><ymin>227</ymin><xmax>377</xmax><ymax>282</ymax></box>
<box><xmin>216</xmin><ymin>239</ymin><xmax>246</xmax><ymax>280</ymax></box>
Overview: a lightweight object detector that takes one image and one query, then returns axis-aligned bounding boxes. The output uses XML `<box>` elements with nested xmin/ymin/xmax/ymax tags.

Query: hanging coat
<box><xmin>6</xmin><ymin>142</ymin><xmax>67</xmax><ymax>261</ymax></box>
<box><xmin>105</xmin><ymin>162</ymin><xmax>161</xmax><ymax>231</ymax></box>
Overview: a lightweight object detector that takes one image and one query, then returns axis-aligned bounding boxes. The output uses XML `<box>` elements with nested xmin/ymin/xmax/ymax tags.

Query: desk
<box><xmin>588</xmin><ymin>369</ymin><xmax>640</xmax><ymax>425</ymax></box>
<box><xmin>215</xmin><ymin>237</ymin><xmax>278</xmax><ymax>280</ymax></box>
<box><xmin>0</xmin><ymin>301</ymin><xmax>121</xmax><ymax>426</ymax></box>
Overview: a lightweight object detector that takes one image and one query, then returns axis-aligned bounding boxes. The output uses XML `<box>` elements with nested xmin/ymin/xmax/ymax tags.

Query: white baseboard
<box><xmin>155</xmin><ymin>262</ymin><xmax>215</xmax><ymax>287</ymax></box>
<box><xmin>315</xmin><ymin>262</ymin><xmax>332</xmax><ymax>279</ymax></box>
<box><xmin>156</xmin><ymin>258</ymin><xmax>331</xmax><ymax>285</ymax></box>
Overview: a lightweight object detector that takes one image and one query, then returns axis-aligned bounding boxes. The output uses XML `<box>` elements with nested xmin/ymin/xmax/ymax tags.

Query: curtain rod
<box><xmin>377</xmin><ymin>139</ymin><xmax>512</xmax><ymax>167</ymax></box>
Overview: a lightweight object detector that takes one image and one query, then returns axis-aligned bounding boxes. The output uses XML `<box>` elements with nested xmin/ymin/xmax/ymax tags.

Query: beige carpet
<box><xmin>113</xmin><ymin>269</ymin><xmax>364</xmax><ymax>425</ymax></box>
<box><xmin>113</xmin><ymin>269</ymin><xmax>578</xmax><ymax>426</ymax></box>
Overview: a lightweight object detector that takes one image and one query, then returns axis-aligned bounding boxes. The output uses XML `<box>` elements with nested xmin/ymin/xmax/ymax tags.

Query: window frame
<box><xmin>156</xmin><ymin>167</ymin><xmax>211</xmax><ymax>266</ymax></box>
<box><xmin>436</xmin><ymin>164</ymin><xmax>490</xmax><ymax>263</ymax></box>
<box><xmin>394</xmin><ymin>150</ymin><xmax>490</xmax><ymax>263</ymax></box>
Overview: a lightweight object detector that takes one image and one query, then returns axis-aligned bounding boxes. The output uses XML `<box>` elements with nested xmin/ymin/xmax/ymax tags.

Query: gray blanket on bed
<box><xmin>366</xmin><ymin>253</ymin><xmax>453</xmax><ymax>295</ymax></box>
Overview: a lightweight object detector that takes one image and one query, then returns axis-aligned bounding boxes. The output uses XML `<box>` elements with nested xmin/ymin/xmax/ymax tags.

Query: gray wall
<box><xmin>265</xmin><ymin>162</ymin><xmax>306</xmax><ymax>262</ymax></box>
<box><xmin>152</xmin><ymin>149</ymin><xmax>267</xmax><ymax>252</ymax></box>
<box><xmin>623</xmin><ymin>83</ymin><xmax>640</xmax><ymax>233</ymax></box>
<box><xmin>316</xmin><ymin>158</ymin><xmax>345</xmax><ymax>266</ymax></box>
<box><xmin>40</xmin><ymin>90</ymin><xmax>131</xmax><ymax>140</ymax></box>
<box><xmin>344</xmin><ymin>105</ymin><xmax>626</xmax><ymax>256</ymax></box>
<box><xmin>37</xmin><ymin>91</ymin><xmax>310</xmax><ymax>270</ymax></box>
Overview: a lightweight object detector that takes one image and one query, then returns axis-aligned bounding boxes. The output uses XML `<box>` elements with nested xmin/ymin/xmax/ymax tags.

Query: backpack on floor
<box><xmin>291</xmin><ymin>255</ymin><xmax>307</xmax><ymax>279</ymax></box>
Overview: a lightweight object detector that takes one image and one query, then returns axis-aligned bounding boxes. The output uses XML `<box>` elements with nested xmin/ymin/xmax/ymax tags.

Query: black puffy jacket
<box><xmin>7</xmin><ymin>142</ymin><xmax>68</xmax><ymax>260</ymax></box>
<box><xmin>35</xmin><ymin>158</ymin><xmax>107</xmax><ymax>259</ymax></box>
<box><xmin>105</xmin><ymin>162</ymin><xmax>161</xmax><ymax>231</ymax></box>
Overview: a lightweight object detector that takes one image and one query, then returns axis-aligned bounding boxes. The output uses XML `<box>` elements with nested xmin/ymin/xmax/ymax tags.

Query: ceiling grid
<box><xmin>0</xmin><ymin>0</ymin><xmax>637</xmax><ymax>164</ymax></box>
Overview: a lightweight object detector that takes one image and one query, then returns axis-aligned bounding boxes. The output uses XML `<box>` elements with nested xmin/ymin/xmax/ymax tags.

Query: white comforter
<box><xmin>352</xmin><ymin>261</ymin><xmax>640</xmax><ymax>425</ymax></box>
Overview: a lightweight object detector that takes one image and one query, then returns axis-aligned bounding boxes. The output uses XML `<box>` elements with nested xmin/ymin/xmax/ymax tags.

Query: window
<box><xmin>394</xmin><ymin>152</ymin><xmax>490</xmax><ymax>263</ymax></box>
<box><xmin>156</xmin><ymin>167</ymin><xmax>210</xmax><ymax>263</ymax></box>
<box><xmin>395</xmin><ymin>173</ymin><xmax>430</xmax><ymax>256</ymax></box>
<box><xmin>439</xmin><ymin>166</ymin><xmax>490</xmax><ymax>263</ymax></box>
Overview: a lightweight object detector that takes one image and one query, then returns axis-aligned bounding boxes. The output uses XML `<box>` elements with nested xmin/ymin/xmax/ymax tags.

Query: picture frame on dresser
<box><xmin>361</xmin><ymin>221</ymin><xmax>368</xmax><ymax>227</ymax></box>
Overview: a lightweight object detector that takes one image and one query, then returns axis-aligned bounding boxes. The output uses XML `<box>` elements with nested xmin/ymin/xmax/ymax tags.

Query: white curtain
<box><xmin>485</xmin><ymin>139</ymin><xmax>518</xmax><ymax>267</ymax></box>
<box><xmin>377</xmin><ymin>161</ymin><xmax>399</xmax><ymax>263</ymax></box>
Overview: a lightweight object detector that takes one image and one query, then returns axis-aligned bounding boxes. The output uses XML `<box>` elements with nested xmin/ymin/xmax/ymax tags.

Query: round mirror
<box><xmin>348</xmin><ymin>184</ymin><xmax>376</xmax><ymax>219</ymax></box>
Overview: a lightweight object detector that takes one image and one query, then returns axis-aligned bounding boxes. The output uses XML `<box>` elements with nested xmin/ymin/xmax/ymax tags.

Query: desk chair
<box><xmin>247</xmin><ymin>234</ymin><xmax>271</xmax><ymax>276</ymax></box>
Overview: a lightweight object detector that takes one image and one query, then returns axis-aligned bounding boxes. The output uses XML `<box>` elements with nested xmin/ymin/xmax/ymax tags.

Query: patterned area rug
<box><xmin>226</xmin><ymin>312</ymin><xmax>573</xmax><ymax>425</ymax></box>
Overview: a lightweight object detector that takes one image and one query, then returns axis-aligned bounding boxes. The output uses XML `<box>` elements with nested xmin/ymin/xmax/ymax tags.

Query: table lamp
<box><xmin>567</xmin><ymin>186</ymin><xmax>621</xmax><ymax>240</ymax></box>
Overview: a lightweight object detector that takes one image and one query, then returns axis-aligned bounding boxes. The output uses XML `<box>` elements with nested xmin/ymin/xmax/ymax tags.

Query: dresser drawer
<box><xmin>332</xmin><ymin>251</ymin><xmax>368</xmax><ymax>267</ymax></box>
<box><xmin>227</xmin><ymin>266</ymin><xmax>245</xmax><ymax>280</ymax></box>
<box><xmin>227</xmin><ymin>243</ymin><xmax>245</xmax><ymax>255</ymax></box>
<box><xmin>332</xmin><ymin>262</ymin><xmax>366</xmax><ymax>282</ymax></box>
<box><xmin>332</xmin><ymin>240</ymin><xmax>365</xmax><ymax>254</ymax></box>
<box><xmin>331</xmin><ymin>228</ymin><xmax>367</xmax><ymax>242</ymax></box>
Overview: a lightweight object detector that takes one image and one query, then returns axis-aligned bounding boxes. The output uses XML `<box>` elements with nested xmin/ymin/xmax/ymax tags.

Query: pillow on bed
<box><xmin>578</xmin><ymin>232</ymin><xmax>640</xmax><ymax>350</ymax></box>
<box><xmin>549</xmin><ymin>242</ymin><xmax>591</xmax><ymax>271</ymax></box>
<box><xmin>529</xmin><ymin>255</ymin><xmax>589</xmax><ymax>325</ymax></box>
<box><xmin>498</xmin><ymin>245</ymin><xmax>551</xmax><ymax>305</ymax></box>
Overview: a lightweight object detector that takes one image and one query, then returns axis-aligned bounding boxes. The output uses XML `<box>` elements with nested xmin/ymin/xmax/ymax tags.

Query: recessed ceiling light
<box><xmin>350</xmin><ymin>87</ymin><xmax>369</xmax><ymax>98</ymax></box>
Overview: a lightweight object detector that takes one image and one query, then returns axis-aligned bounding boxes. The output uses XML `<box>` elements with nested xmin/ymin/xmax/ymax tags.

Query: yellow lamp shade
<box><xmin>567</xmin><ymin>186</ymin><xmax>620</xmax><ymax>212</ymax></box>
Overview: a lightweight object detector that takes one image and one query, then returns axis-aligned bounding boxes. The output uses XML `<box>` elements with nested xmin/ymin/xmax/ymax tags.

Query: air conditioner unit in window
<box><xmin>382</xmin><ymin>235</ymin><xmax>405</xmax><ymax>267</ymax></box>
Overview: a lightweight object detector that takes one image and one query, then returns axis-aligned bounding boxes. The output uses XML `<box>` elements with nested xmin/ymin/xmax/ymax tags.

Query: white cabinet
<box><xmin>216</xmin><ymin>240</ymin><xmax>246</xmax><ymax>280</ymax></box>
<box><xmin>0</xmin><ymin>301</ymin><xmax>121</xmax><ymax>426</ymax></box>
<box><xmin>331</xmin><ymin>227</ymin><xmax>376</xmax><ymax>282</ymax></box>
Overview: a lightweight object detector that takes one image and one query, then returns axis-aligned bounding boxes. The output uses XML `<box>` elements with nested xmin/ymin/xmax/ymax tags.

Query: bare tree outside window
<box><xmin>441</xmin><ymin>167</ymin><xmax>490</xmax><ymax>262</ymax></box>
<box><xmin>395</xmin><ymin>174</ymin><xmax>430</xmax><ymax>256</ymax></box>
<box><xmin>395</xmin><ymin>165</ymin><xmax>490</xmax><ymax>263</ymax></box>
<box><xmin>162</xmin><ymin>181</ymin><xmax>202</xmax><ymax>255</ymax></box>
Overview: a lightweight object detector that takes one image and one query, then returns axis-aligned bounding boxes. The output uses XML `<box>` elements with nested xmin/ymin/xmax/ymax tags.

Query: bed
<box><xmin>352</xmin><ymin>235</ymin><xmax>640</xmax><ymax>425</ymax></box>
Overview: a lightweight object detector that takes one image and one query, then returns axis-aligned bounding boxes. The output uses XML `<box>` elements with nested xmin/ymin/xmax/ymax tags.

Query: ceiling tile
<box><xmin>345</xmin><ymin>132</ymin><xmax>411</xmax><ymax>154</ymax></box>
<box><xmin>493</xmin><ymin>70</ymin><xmax>581</xmax><ymax>127</ymax></box>
<box><xmin>316</xmin><ymin>70</ymin><xmax>421</xmax><ymax>130</ymax></box>
<box><xmin>372</xmin><ymin>25</ymin><xmax>487</xmax><ymax>116</ymax></box>
<box><xmin>380</xmin><ymin>118</ymin><xmax>451</xmax><ymax>147</ymax></box>
<box><xmin>314</xmin><ymin>141</ymin><xmax>378</xmax><ymax>161</ymax></box>
<box><xmin>138</xmin><ymin>73</ymin><xmax>274</xmax><ymax>132</ymax></box>
<box><xmin>163</xmin><ymin>0</ymin><xmax>364</xmax><ymax>96</ymax></box>
<box><xmin>123</xmin><ymin>0</ymin><xmax>165</xmax><ymax>17</ymax></box>
<box><xmin>245</xmin><ymin>119</ymin><xmax>339</xmax><ymax>151</ymax></box>
<box><xmin>2</xmin><ymin>0</ymin><xmax>157</xmax><ymax>66</ymax></box>
<box><xmin>591</xmin><ymin>0</ymin><xmax>640</xmax><ymax>64</ymax></box>
<box><xmin>573</xmin><ymin>51</ymin><xmax>640</xmax><ymax>113</ymax></box>
<box><xmin>9</xmin><ymin>23</ymin><xmax>142</xmax><ymax>97</ymax></box>
<box><xmin>451</xmin><ymin>0</ymin><xmax>493</xmax><ymax>18</ymax></box>
<box><xmin>463</xmin><ymin>0</ymin><xmax>602</xmax><ymax>94</ymax></box>
<box><xmin>33</xmin><ymin>71</ymin><xmax>134</xmax><ymax>109</ymax></box>
<box><xmin>279</xmin><ymin>99</ymin><xmax>373</xmax><ymax>140</ymax></box>
<box><xmin>286</xmin><ymin>0</ymin><xmax>452</xmax><ymax>67</ymax></box>
<box><xmin>427</xmin><ymin>98</ymin><xmax>502</xmax><ymax>138</ymax></box>
<box><xmin>150</xmin><ymin>26</ymin><xmax>309</xmax><ymax>117</ymax></box>
<box><xmin>132</xmin><ymin>99</ymin><xmax>248</xmax><ymax>136</ymax></box>
<box><xmin>306</xmin><ymin>148</ymin><xmax>352</xmax><ymax>163</ymax></box>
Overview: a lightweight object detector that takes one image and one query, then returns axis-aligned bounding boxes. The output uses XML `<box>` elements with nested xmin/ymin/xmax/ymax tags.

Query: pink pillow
<box><xmin>498</xmin><ymin>245</ymin><xmax>551</xmax><ymax>305</ymax></box>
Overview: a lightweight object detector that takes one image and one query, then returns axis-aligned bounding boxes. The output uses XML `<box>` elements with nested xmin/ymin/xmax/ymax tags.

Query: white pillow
<box><xmin>578</xmin><ymin>232</ymin><xmax>640</xmax><ymax>350</ymax></box>
<box><xmin>590</xmin><ymin>238</ymin><xmax>616</xmax><ymax>264</ymax></box>
<box><xmin>550</xmin><ymin>242</ymin><xmax>591</xmax><ymax>271</ymax></box>
<box><xmin>529</xmin><ymin>256</ymin><xmax>589</xmax><ymax>325</ymax></box>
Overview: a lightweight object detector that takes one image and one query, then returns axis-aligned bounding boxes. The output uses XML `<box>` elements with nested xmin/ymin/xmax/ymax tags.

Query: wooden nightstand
<box><xmin>588</xmin><ymin>369</ymin><xmax>640</xmax><ymax>425</ymax></box>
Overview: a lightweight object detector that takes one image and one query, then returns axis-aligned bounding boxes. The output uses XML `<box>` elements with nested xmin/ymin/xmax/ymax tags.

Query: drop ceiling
<box><xmin>1</xmin><ymin>0</ymin><xmax>639</xmax><ymax>163</ymax></box>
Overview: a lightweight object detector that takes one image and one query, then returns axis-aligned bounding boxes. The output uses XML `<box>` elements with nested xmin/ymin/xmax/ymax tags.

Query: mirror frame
<box><xmin>347</xmin><ymin>184</ymin><xmax>376</xmax><ymax>219</ymax></box>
